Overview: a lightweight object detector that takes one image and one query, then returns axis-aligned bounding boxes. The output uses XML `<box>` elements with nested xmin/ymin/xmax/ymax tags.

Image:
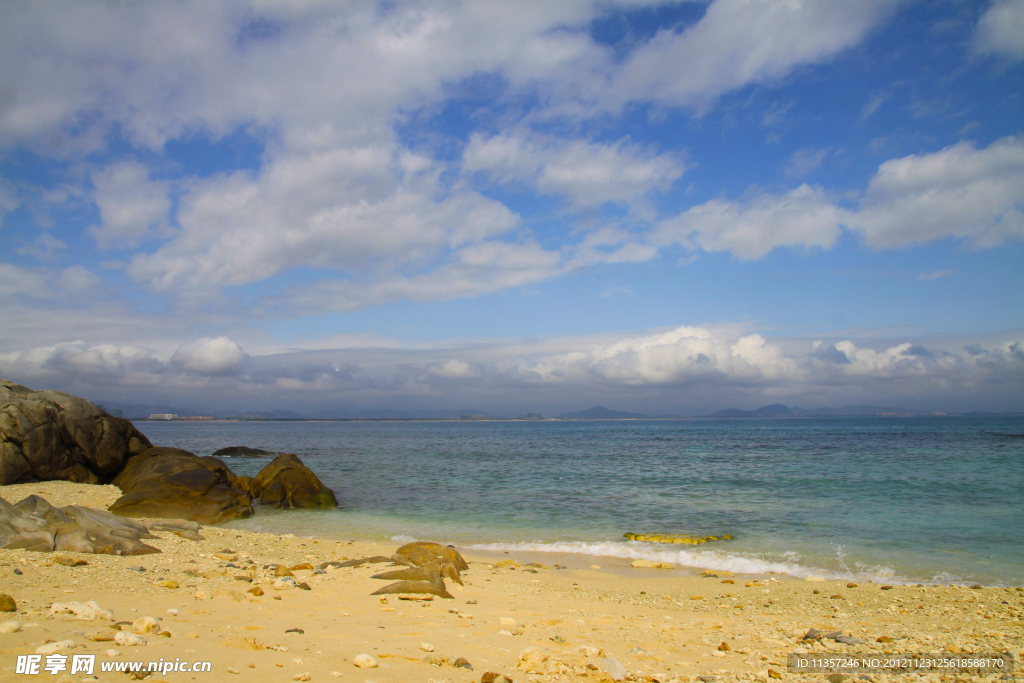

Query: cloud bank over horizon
<box><xmin>1</xmin><ymin>0</ymin><xmax>1022</xmax><ymax>413</ymax></box>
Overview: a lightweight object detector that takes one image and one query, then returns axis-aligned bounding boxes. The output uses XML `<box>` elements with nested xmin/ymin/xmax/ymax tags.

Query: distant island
<box><xmin>556</xmin><ymin>405</ymin><xmax>653</xmax><ymax>419</ymax></box>
<box><xmin>702</xmin><ymin>403</ymin><xmax>936</xmax><ymax>418</ymax></box>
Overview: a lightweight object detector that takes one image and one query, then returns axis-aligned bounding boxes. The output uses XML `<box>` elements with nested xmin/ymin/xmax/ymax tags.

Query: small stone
<box><xmin>0</xmin><ymin>620</ymin><xmax>21</xmax><ymax>633</ymax></box>
<box><xmin>768</xmin><ymin>670</ymin><xmax>782</xmax><ymax>679</ymax></box>
<box><xmin>481</xmin><ymin>673</ymin><xmax>513</xmax><ymax>683</ymax></box>
<box><xmin>274</xmin><ymin>577</ymin><xmax>296</xmax><ymax>590</ymax></box>
<box><xmin>454</xmin><ymin>657</ymin><xmax>473</xmax><ymax>670</ymax></box>
<box><xmin>881</xmin><ymin>585</ymin><xmax>893</xmax><ymax>590</ymax></box>
<box><xmin>286</xmin><ymin>628</ymin><xmax>305</xmax><ymax>634</ymax></box>
<box><xmin>826</xmin><ymin>675</ymin><xmax>848</xmax><ymax>683</ymax></box>
<box><xmin>248</xmin><ymin>586</ymin><xmax>265</xmax><ymax>596</ymax></box>
<box><xmin>114</xmin><ymin>631</ymin><xmax>147</xmax><ymax>646</ymax></box>
<box><xmin>275</xmin><ymin>566</ymin><xmax>295</xmax><ymax>577</ymax></box>
<box><xmin>970</xmin><ymin>584</ymin><xmax>983</xmax><ymax>589</ymax></box>
<box><xmin>721</xmin><ymin>579</ymin><xmax>734</xmax><ymax>584</ymax></box>
<box><xmin>105</xmin><ymin>649</ymin><xmax>120</xmax><ymax>657</ymax></box>
<box><xmin>690</xmin><ymin>595</ymin><xmax>704</xmax><ymax>600</ymax></box>
<box><xmin>420</xmin><ymin>642</ymin><xmax>435</xmax><ymax>652</ymax></box>
<box><xmin>12</xmin><ymin>568</ymin><xmax>22</xmax><ymax>575</ymax></box>
<box><xmin>227</xmin><ymin>667</ymin><xmax>240</xmax><ymax>674</ymax></box>
<box><xmin>846</xmin><ymin>582</ymin><xmax>858</xmax><ymax>588</ymax></box>
<box><xmin>294</xmin><ymin>673</ymin><xmax>311</xmax><ymax>681</ymax></box>
<box><xmin>353</xmin><ymin>653</ymin><xmax>378</xmax><ymax>668</ymax></box>
<box><xmin>166</xmin><ymin>609</ymin><xmax>178</xmax><ymax>616</ymax></box>
<box><xmin>830</xmin><ymin>594</ymin><xmax>844</xmax><ymax>599</ymax></box>
<box><xmin>289</xmin><ymin>563</ymin><xmax>314</xmax><ymax>571</ymax></box>
<box><xmin>602</xmin><ymin>657</ymin><xmax>627</xmax><ymax>681</ymax></box>
<box><xmin>54</xmin><ymin>556</ymin><xmax>88</xmax><ymax>567</ymax></box>
<box><xmin>296</xmin><ymin>582</ymin><xmax>311</xmax><ymax>590</ymax></box>
<box><xmin>133</xmin><ymin>616</ymin><xmax>160</xmax><ymax>634</ymax></box>
<box><xmin>331</xmin><ymin>672</ymin><xmax>341</xmax><ymax>678</ymax></box>
<box><xmin>36</xmin><ymin>640</ymin><xmax>76</xmax><ymax>654</ymax></box>
<box><xmin>718</xmin><ymin>641</ymin><xmax>730</xmax><ymax>651</ymax></box>
<box><xmin>0</xmin><ymin>594</ymin><xmax>16</xmax><ymax>612</ymax></box>
<box><xmin>876</xmin><ymin>636</ymin><xmax>893</xmax><ymax>643</ymax></box>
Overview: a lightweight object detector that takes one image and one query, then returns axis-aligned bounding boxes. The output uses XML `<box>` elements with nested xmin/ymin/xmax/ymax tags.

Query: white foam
<box><xmin>466</xmin><ymin>540</ymin><xmax>914</xmax><ymax>583</ymax></box>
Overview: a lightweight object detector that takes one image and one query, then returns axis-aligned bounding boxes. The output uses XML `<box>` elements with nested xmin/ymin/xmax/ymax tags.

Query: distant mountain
<box><xmin>557</xmin><ymin>405</ymin><xmax>652</xmax><ymax>419</ymax></box>
<box><xmin>704</xmin><ymin>404</ymin><xmax>934</xmax><ymax>418</ymax></box>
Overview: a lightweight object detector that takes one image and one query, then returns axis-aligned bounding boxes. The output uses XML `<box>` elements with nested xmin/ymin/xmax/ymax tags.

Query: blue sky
<box><xmin>1</xmin><ymin>0</ymin><xmax>1022</xmax><ymax>416</ymax></box>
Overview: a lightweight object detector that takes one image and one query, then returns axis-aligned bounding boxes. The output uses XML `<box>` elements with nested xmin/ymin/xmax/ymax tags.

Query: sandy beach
<box><xmin>1</xmin><ymin>482</ymin><xmax>1021</xmax><ymax>683</ymax></box>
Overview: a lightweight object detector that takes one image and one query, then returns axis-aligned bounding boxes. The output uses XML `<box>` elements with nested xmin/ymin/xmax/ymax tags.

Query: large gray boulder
<box><xmin>0</xmin><ymin>379</ymin><xmax>152</xmax><ymax>485</ymax></box>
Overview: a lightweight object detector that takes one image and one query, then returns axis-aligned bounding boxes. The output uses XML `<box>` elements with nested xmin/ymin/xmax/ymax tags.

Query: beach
<box><xmin>1</xmin><ymin>482</ymin><xmax>1021</xmax><ymax>683</ymax></box>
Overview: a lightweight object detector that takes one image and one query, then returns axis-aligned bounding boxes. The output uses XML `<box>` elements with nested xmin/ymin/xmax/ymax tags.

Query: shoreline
<box><xmin>2</xmin><ymin>483</ymin><xmax>1022</xmax><ymax>683</ymax></box>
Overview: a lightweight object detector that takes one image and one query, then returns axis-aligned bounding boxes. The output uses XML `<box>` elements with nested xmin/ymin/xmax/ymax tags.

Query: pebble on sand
<box><xmin>0</xmin><ymin>594</ymin><xmax>16</xmax><ymax>612</ymax></box>
<box><xmin>353</xmin><ymin>654</ymin><xmax>378</xmax><ymax>668</ymax></box>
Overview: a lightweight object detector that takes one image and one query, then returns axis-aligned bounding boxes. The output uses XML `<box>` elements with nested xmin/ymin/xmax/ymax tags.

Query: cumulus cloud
<box><xmin>975</xmin><ymin>0</ymin><xmax>1024</xmax><ymax>61</ymax></box>
<box><xmin>463</xmin><ymin>132</ymin><xmax>684</xmax><ymax>208</ymax></box>
<box><xmin>170</xmin><ymin>337</ymin><xmax>246</xmax><ymax>376</ymax></box>
<box><xmin>784</xmin><ymin>148</ymin><xmax>829</xmax><ymax>178</ymax></box>
<box><xmin>5</xmin><ymin>327</ymin><xmax>1022</xmax><ymax>414</ymax></box>
<box><xmin>848</xmin><ymin>136</ymin><xmax>1024</xmax><ymax>248</ymax></box>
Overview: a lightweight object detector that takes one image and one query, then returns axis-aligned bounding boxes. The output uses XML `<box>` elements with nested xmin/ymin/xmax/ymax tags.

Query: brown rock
<box><xmin>54</xmin><ymin>556</ymin><xmax>88</xmax><ymax>567</ymax></box>
<box><xmin>717</xmin><ymin>641</ymin><xmax>730</xmax><ymax>651</ymax></box>
<box><xmin>0</xmin><ymin>593</ymin><xmax>15</xmax><ymax>611</ymax></box>
<box><xmin>274</xmin><ymin>566</ymin><xmax>294</xmax><ymax>577</ymax></box>
<box><xmin>1</xmin><ymin>379</ymin><xmax>152</xmax><ymax>485</ymax></box>
<box><xmin>108</xmin><ymin>447</ymin><xmax>253</xmax><ymax>524</ymax></box>
<box><xmin>247</xmin><ymin>587</ymin><xmax>264</xmax><ymax>596</ymax></box>
<box><xmin>249</xmin><ymin>454</ymin><xmax>337</xmax><ymax>509</ymax></box>
<box><xmin>288</xmin><ymin>562</ymin><xmax>313</xmax><ymax>571</ymax></box>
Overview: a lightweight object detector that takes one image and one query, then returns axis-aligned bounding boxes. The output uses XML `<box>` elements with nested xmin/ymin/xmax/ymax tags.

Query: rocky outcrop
<box><xmin>212</xmin><ymin>446</ymin><xmax>277</xmax><ymax>457</ymax></box>
<box><xmin>249</xmin><ymin>453</ymin><xmax>337</xmax><ymax>509</ymax></box>
<box><xmin>109</xmin><ymin>447</ymin><xmax>254</xmax><ymax>524</ymax></box>
<box><xmin>0</xmin><ymin>493</ymin><xmax>194</xmax><ymax>555</ymax></box>
<box><xmin>0</xmin><ymin>379</ymin><xmax>151</xmax><ymax>485</ymax></box>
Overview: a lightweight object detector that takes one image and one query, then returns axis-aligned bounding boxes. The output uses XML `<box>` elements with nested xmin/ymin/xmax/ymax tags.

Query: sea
<box><xmin>140</xmin><ymin>416</ymin><xmax>1024</xmax><ymax>587</ymax></box>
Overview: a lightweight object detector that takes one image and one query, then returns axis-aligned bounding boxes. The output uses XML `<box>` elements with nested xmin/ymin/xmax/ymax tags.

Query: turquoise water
<box><xmin>140</xmin><ymin>416</ymin><xmax>1024</xmax><ymax>586</ymax></box>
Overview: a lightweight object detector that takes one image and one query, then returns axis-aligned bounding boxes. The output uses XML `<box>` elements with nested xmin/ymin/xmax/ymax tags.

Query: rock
<box><xmin>109</xmin><ymin>447</ymin><xmax>253</xmax><ymax>524</ymax></box>
<box><xmin>623</xmin><ymin>532</ymin><xmax>731</xmax><ymax>544</ymax></box>
<box><xmin>289</xmin><ymin>562</ymin><xmax>314</xmax><ymax>571</ymax></box>
<box><xmin>630</xmin><ymin>559</ymin><xmax>674</xmax><ymax>568</ymax></box>
<box><xmin>701</xmin><ymin>569</ymin><xmax>733</xmax><ymax>577</ymax></box>
<box><xmin>353</xmin><ymin>654</ymin><xmax>378</xmax><ymax>668</ymax></box>
<box><xmin>247</xmin><ymin>587</ymin><xmax>264</xmax><ymax>596</ymax></box>
<box><xmin>718</xmin><ymin>641</ymin><xmax>731</xmax><ymax>651</ymax></box>
<box><xmin>274</xmin><ymin>578</ymin><xmax>296</xmax><ymax>590</ymax></box>
<box><xmin>133</xmin><ymin>616</ymin><xmax>160</xmax><ymax>634</ymax></box>
<box><xmin>481</xmin><ymin>673</ymin><xmax>513</xmax><ymax>683</ymax></box>
<box><xmin>499</xmin><ymin>617</ymin><xmax>518</xmax><ymax>627</ymax></box>
<box><xmin>421</xmin><ymin>642</ymin><xmax>435</xmax><ymax>652</ymax></box>
<box><xmin>249</xmin><ymin>453</ymin><xmax>337</xmax><ymax>509</ymax></box>
<box><xmin>0</xmin><ymin>594</ymin><xmax>15</xmax><ymax>611</ymax></box>
<box><xmin>49</xmin><ymin>600</ymin><xmax>113</xmax><ymax>621</ymax></box>
<box><xmin>54</xmin><ymin>555</ymin><xmax>88</xmax><ymax>566</ymax></box>
<box><xmin>371</xmin><ymin>580</ymin><xmax>454</xmax><ymax>599</ymax></box>
<box><xmin>0</xmin><ymin>379</ymin><xmax>152</xmax><ymax>485</ymax></box>
<box><xmin>601</xmin><ymin>657</ymin><xmax>627</xmax><ymax>681</ymax></box>
<box><xmin>294</xmin><ymin>674</ymin><xmax>311</xmax><ymax>681</ymax></box>
<box><xmin>274</xmin><ymin>566</ymin><xmax>294</xmax><ymax>577</ymax></box>
<box><xmin>36</xmin><ymin>639</ymin><xmax>75</xmax><ymax>654</ymax></box>
<box><xmin>212</xmin><ymin>446</ymin><xmax>277</xmax><ymax>457</ymax></box>
<box><xmin>104</xmin><ymin>649</ymin><xmax>120</xmax><ymax>657</ymax></box>
<box><xmin>114</xmin><ymin>631</ymin><xmax>147</xmax><ymax>646</ymax></box>
<box><xmin>0</xmin><ymin>620</ymin><xmax>21</xmax><ymax>633</ymax></box>
<box><xmin>372</xmin><ymin>565</ymin><xmax>446</xmax><ymax>587</ymax></box>
<box><xmin>1</xmin><ymin>494</ymin><xmax>163</xmax><ymax>555</ymax></box>
<box><xmin>454</xmin><ymin>657</ymin><xmax>473</xmax><ymax>670</ymax></box>
<box><xmin>157</xmin><ymin>580</ymin><xmax>178</xmax><ymax>589</ymax></box>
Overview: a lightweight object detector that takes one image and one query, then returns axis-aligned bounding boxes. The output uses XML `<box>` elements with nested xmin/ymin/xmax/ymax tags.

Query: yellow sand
<box><xmin>0</xmin><ymin>483</ymin><xmax>1021</xmax><ymax>682</ymax></box>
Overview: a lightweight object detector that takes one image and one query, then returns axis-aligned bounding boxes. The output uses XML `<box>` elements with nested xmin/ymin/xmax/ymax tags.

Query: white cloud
<box><xmin>0</xmin><ymin>341</ymin><xmax>166</xmax><ymax>383</ymax></box>
<box><xmin>88</xmin><ymin>161</ymin><xmax>171</xmax><ymax>249</ymax></box>
<box><xmin>610</xmin><ymin>0</ymin><xmax>897</xmax><ymax>111</ymax></box>
<box><xmin>848</xmin><ymin>136</ymin><xmax>1024</xmax><ymax>248</ymax></box>
<box><xmin>654</xmin><ymin>184</ymin><xmax>845</xmax><ymax>259</ymax></box>
<box><xmin>784</xmin><ymin>148</ymin><xmax>829</xmax><ymax>178</ymax></box>
<box><xmin>15</xmin><ymin>233</ymin><xmax>67</xmax><ymax>262</ymax></box>
<box><xmin>463</xmin><ymin>131</ymin><xmax>684</xmax><ymax>208</ymax></box>
<box><xmin>976</xmin><ymin>0</ymin><xmax>1024</xmax><ymax>61</ymax></box>
<box><xmin>170</xmin><ymin>337</ymin><xmax>246</xmax><ymax>376</ymax></box>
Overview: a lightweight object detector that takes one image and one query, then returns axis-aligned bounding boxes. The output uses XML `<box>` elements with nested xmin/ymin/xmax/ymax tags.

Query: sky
<box><xmin>1</xmin><ymin>0</ymin><xmax>1023</xmax><ymax>417</ymax></box>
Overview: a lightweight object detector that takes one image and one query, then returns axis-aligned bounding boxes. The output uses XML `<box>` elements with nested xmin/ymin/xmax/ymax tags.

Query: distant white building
<box><xmin>148</xmin><ymin>413</ymin><xmax>178</xmax><ymax>420</ymax></box>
